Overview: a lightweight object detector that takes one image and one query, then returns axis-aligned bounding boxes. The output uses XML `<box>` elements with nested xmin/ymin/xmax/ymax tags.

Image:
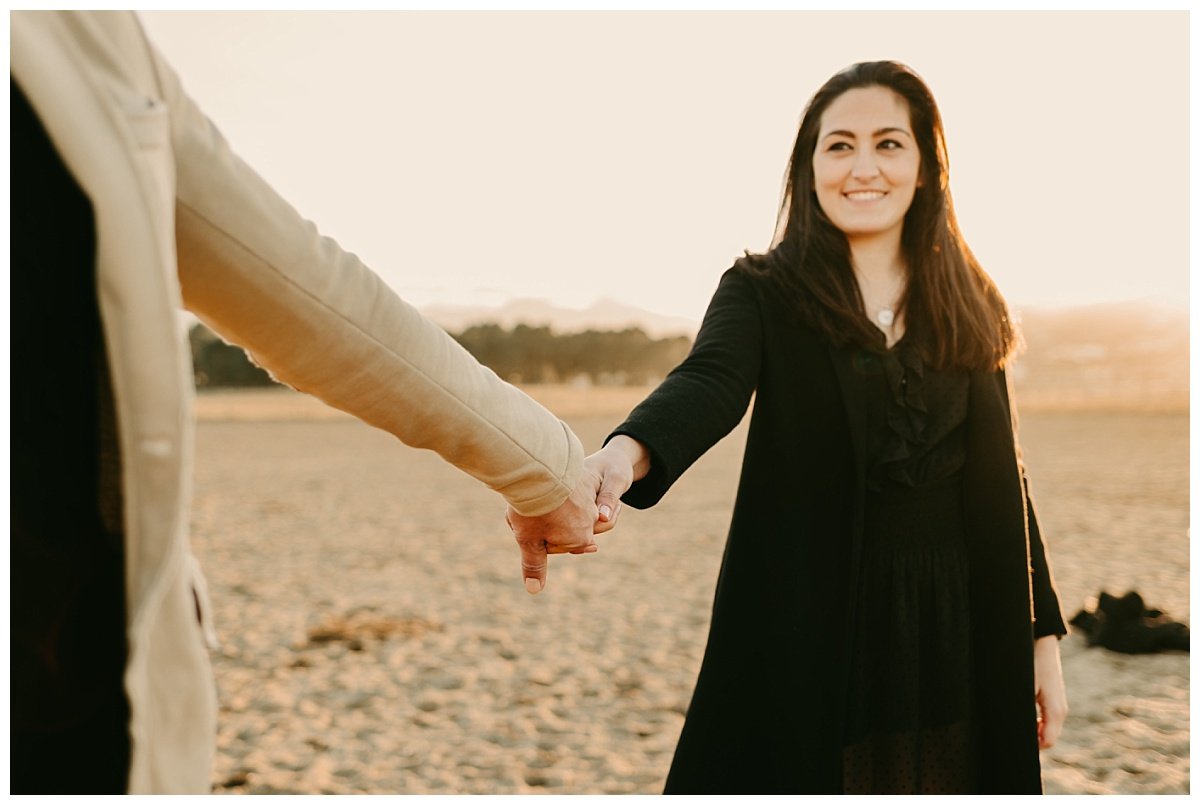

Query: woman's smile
<box><xmin>844</xmin><ymin>190</ymin><xmax>887</xmax><ymax>202</ymax></box>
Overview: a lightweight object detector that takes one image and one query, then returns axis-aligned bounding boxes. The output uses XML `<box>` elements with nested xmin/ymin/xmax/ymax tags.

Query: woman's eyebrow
<box><xmin>821</xmin><ymin>126</ymin><xmax>914</xmax><ymax>140</ymax></box>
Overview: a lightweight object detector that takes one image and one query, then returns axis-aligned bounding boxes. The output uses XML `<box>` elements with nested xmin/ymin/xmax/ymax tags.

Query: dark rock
<box><xmin>1070</xmin><ymin>590</ymin><xmax>1189</xmax><ymax>654</ymax></box>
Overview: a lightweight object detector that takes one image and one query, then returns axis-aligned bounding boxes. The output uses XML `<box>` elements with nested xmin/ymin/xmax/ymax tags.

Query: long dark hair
<box><xmin>742</xmin><ymin>60</ymin><xmax>1017</xmax><ymax>370</ymax></box>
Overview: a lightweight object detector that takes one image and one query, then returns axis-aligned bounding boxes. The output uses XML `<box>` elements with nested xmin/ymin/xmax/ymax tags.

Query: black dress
<box><xmin>840</xmin><ymin>336</ymin><xmax>976</xmax><ymax>794</ymax></box>
<box><xmin>610</xmin><ymin>267</ymin><xmax>1066</xmax><ymax>794</ymax></box>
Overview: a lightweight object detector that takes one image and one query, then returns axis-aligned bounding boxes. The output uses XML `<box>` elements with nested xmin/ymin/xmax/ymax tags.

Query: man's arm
<box><xmin>149</xmin><ymin>39</ymin><xmax>583</xmax><ymax>517</ymax></box>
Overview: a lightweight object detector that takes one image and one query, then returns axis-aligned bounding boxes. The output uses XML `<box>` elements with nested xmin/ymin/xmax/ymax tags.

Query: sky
<box><xmin>139</xmin><ymin>10</ymin><xmax>1190</xmax><ymax>323</ymax></box>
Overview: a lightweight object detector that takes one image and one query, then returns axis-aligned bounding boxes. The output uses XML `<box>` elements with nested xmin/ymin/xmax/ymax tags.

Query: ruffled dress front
<box><xmin>840</xmin><ymin>335</ymin><xmax>976</xmax><ymax>794</ymax></box>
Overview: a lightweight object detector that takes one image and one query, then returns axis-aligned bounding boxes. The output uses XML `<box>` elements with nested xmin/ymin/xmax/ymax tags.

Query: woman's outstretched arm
<box><xmin>603</xmin><ymin>268</ymin><xmax>765</xmax><ymax>509</ymax></box>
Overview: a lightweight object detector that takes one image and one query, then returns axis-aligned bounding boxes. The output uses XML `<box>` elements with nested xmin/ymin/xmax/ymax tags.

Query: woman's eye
<box><xmin>827</xmin><ymin>142</ymin><xmax>852</xmax><ymax>152</ymax></box>
<box><xmin>878</xmin><ymin>139</ymin><xmax>903</xmax><ymax>150</ymax></box>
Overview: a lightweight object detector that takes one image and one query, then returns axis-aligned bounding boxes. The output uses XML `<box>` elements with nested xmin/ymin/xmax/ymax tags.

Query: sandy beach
<box><xmin>190</xmin><ymin>386</ymin><xmax>1189</xmax><ymax>794</ymax></box>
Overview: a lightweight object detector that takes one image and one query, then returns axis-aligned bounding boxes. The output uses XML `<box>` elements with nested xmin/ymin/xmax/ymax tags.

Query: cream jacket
<box><xmin>11</xmin><ymin>11</ymin><xmax>582</xmax><ymax>793</ymax></box>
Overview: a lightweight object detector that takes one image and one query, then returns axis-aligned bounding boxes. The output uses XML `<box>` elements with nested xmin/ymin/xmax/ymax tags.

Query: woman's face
<box><xmin>812</xmin><ymin>85</ymin><xmax>922</xmax><ymax>247</ymax></box>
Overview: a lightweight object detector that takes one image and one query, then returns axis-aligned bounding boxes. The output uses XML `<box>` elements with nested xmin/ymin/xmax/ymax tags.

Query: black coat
<box><xmin>611</xmin><ymin>266</ymin><xmax>1066</xmax><ymax>794</ymax></box>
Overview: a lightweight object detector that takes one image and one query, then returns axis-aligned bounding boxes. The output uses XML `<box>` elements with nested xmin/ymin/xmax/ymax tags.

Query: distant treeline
<box><xmin>188</xmin><ymin>322</ymin><xmax>693</xmax><ymax>388</ymax></box>
<box><xmin>190</xmin><ymin>304</ymin><xmax>1189</xmax><ymax>411</ymax></box>
<box><xmin>452</xmin><ymin>323</ymin><xmax>692</xmax><ymax>385</ymax></box>
<box><xmin>190</xmin><ymin>323</ymin><xmax>274</xmax><ymax>388</ymax></box>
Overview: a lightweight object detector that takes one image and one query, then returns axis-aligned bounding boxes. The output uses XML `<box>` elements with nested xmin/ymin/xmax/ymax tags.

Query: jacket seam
<box><xmin>176</xmin><ymin>200</ymin><xmax>576</xmax><ymax>503</ymax></box>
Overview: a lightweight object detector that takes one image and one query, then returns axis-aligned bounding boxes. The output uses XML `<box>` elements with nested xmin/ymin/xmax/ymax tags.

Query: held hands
<box><xmin>506</xmin><ymin>436</ymin><xmax>648</xmax><ymax>594</ymax></box>
<box><xmin>1034</xmin><ymin>634</ymin><xmax>1068</xmax><ymax>749</ymax></box>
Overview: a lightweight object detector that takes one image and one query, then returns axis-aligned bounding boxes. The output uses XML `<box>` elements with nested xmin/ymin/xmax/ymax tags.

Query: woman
<box><xmin>587</xmin><ymin>61</ymin><xmax>1068</xmax><ymax>794</ymax></box>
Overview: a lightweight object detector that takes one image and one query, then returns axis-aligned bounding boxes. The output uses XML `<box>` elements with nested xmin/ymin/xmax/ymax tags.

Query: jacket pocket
<box><xmin>185</xmin><ymin>552</ymin><xmax>220</xmax><ymax>651</ymax></box>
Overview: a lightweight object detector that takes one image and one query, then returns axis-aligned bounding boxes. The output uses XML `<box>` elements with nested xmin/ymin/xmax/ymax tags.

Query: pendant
<box><xmin>876</xmin><ymin>308</ymin><xmax>895</xmax><ymax>327</ymax></box>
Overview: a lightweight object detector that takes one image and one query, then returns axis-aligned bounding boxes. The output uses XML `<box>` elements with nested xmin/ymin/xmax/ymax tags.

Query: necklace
<box><xmin>854</xmin><ymin>265</ymin><xmax>905</xmax><ymax>330</ymax></box>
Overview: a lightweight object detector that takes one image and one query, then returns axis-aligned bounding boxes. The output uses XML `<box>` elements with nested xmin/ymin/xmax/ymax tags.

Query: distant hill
<box><xmin>1010</xmin><ymin>302</ymin><xmax>1188</xmax><ymax>412</ymax></box>
<box><xmin>420</xmin><ymin>298</ymin><xmax>699</xmax><ymax>339</ymax></box>
<box><xmin>420</xmin><ymin>296</ymin><xmax>1188</xmax><ymax>412</ymax></box>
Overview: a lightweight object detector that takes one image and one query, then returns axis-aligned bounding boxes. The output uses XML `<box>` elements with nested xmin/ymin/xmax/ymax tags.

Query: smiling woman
<box><xmin>584</xmin><ymin>60</ymin><xmax>1067</xmax><ymax>794</ymax></box>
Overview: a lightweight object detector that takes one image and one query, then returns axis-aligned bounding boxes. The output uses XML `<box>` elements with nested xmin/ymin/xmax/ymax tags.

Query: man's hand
<box><xmin>506</xmin><ymin>436</ymin><xmax>649</xmax><ymax>595</ymax></box>
<box><xmin>506</xmin><ymin>468</ymin><xmax>602</xmax><ymax>595</ymax></box>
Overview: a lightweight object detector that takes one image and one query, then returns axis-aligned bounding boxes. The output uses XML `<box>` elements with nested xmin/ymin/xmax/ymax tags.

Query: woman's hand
<box><xmin>587</xmin><ymin>435</ymin><xmax>650</xmax><ymax>535</ymax></box>
<box><xmin>1034</xmin><ymin>634</ymin><xmax>1068</xmax><ymax>749</ymax></box>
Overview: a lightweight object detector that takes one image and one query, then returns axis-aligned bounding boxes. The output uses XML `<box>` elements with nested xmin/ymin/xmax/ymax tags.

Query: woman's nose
<box><xmin>850</xmin><ymin>151</ymin><xmax>880</xmax><ymax>180</ymax></box>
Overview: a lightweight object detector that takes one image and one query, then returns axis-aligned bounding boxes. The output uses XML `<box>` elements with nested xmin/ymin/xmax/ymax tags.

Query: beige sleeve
<box><xmin>153</xmin><ymin>46</ymin><xmax>581</xmax><ymax>516</ymax></box>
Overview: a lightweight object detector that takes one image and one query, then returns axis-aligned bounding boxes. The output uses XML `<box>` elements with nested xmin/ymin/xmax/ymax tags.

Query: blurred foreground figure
<box><xmin>11</xmin><ymin>10</ymin><xmax>599</xmax><ymax>793</ymax></box>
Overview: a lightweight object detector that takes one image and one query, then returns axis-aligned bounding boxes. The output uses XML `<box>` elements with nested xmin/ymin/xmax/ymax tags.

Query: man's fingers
<box><xmin>509</xmin><ymin>465</ymin><xmax>610</xmax><ymax>596</ymax></box>
<box><xmin>519</xmin><ymin>538</ymin><xmax>548</xmax><ymax>595</ymax></box>
<box><xmin>546</xmin><ymin>535</ymin><xmax>596</xmax><ymax>555</ymax></box>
